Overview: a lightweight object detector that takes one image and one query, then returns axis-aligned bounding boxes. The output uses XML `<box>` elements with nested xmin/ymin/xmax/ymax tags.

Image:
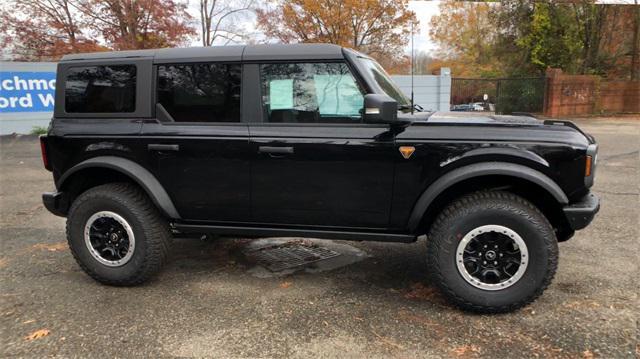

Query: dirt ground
<box><xmin>1</xmin><ymin>117</ymin><xmax>638</xmax><ymax>358</ymax></box>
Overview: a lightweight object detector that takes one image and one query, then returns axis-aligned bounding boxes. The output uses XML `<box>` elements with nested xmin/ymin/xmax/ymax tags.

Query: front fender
<box><xmin>407</xmin><ymin>162</ymin><xmax>568</xmax><ymax>232</ymax></box>
<box><xmin>57</xmin><ymin>156</ymin><xmax>180</xmax><ymax>219</ymax></box>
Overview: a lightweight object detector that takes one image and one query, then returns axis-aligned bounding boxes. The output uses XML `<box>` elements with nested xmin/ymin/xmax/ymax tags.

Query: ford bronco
<box><xmin>40</xmin><ymin>44</ymin><xmax>599</xmax><ymax>313</ymax></box>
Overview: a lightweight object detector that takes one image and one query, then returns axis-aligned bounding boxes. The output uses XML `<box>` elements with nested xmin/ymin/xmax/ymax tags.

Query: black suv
<box><xmin>41</xmin><ymin>44</ymin><xmax>599</xmax><ymax>313</ymax></box>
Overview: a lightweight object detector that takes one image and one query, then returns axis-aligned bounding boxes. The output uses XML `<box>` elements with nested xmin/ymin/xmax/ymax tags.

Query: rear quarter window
<box><xmin>65</xmin><ymin>65</ymin><xmax>136</xmax><ymax>113</ymax></box>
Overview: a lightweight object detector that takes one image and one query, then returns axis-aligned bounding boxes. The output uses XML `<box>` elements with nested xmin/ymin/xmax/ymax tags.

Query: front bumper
<box><xmin>42</xmin><ymin>191</ymin><xmax>68</xmax><ymax>217</ymax></box>
<box><xmin>563</xmin><ymin>192</ymin><xmax>600</xmax><ymax>230</ymax></box>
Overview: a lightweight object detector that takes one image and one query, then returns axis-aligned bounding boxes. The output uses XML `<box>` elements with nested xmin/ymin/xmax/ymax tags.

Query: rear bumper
<box><xmin>563</xmin><ymin>192</ymin><xmax>600</xmax><ymax>230</ymax></box>
<box><xmin>42</xmin><ymin>191</ymin><xmax>68</xmax><ymax>217</ymax></box>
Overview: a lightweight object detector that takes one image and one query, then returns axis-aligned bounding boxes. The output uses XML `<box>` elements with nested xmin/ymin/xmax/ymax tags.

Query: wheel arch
<box><xmin>57</xmin><ymin>156</ymin><xmax>180</xmax><ymax>219</ymax></box>
<box><xmin>408</xmin><ymin>162</ymin><xmax>572</xmax><ymax>241</ymax></box>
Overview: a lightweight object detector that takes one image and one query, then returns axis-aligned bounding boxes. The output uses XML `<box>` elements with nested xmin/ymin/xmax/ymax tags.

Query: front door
<box><xmin>248</xmin><ymin>62</ymin><xmax>396</xmax><ymax>229</ymax></box>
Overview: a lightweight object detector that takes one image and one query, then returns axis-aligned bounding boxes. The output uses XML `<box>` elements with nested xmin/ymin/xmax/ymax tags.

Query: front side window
<box><xmin>260</xmin><ymin>63</ymin><xmax>364</xmax><ymax>123</ymax></box>
<box><xmin>359</xmin><ymin>58</ymin><xmax>410</xmax><ymax>107</ymax></box>
<box><xmin>65</xmin><ymin>65</ymin><xmax>136</xmax><ymax>113</ymax></box>
<box><xmin>158</xmin><ymin>63</ymin><xmax>241</xmax><ymax>123</ymax></box>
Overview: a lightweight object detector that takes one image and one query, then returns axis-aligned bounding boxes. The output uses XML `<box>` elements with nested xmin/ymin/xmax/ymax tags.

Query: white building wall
<box><xmin>391</xmin><ymin>68</ymin><xmax>451</xmax><ymax>111</ymax></box>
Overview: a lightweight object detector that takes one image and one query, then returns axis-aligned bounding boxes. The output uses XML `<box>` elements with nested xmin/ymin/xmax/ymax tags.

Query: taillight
<box><xmin>40</xmin><ymin>136</ymin><xmax>52</xmax><ymax>171</ymax></box>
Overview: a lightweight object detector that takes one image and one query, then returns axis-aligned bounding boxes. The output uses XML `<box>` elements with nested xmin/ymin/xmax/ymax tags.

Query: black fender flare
<box><xmin>57</xmin><ymin>156</ymin><xmax>180</xmax><ymax>219</ymax></box>
<box><xmin>407</xmin><ymin>162</ymin><xmax>568</xmax><ymax>232</ymax></box>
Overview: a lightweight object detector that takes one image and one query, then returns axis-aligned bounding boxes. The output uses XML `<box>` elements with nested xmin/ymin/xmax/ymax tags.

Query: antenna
<box><xmin>410</xmin><ymin>20</ymin><xmax>415</xmax><ymax>115</ymax></box>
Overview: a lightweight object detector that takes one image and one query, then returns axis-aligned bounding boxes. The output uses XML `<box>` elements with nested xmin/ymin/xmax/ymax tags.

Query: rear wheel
<box><xmin>426</xmin><ymin>191</ymin><xmax>558</xmax><ymax>313</ymax></box>
<box><xmin>66</xmin><ymin>183</ymin><xmax>171</xmax><ymax>285</ymax></box>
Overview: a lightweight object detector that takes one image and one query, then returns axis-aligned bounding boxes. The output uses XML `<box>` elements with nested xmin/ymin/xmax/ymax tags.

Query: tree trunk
<box><xmin>631</xmin><ymin>0</ymin><xmax>640</xmax><ymax>80</ymax></box>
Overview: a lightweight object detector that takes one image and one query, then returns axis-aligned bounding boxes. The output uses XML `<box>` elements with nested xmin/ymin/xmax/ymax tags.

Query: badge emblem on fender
<box><xmin>399</xmin><ymin>146</ymin><xmax>415</xmax><ymax>159</ymax></box>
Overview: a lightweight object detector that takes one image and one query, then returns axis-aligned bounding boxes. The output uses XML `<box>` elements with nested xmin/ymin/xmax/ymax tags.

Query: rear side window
<box><xmin>157</xmin><ymin>63</ymin><xmax>241</xmax><ymax>123</ymax></box>
<box><xmin>65</xmin><ymin>65</ymin><xmax>136</xmax><ymax>113</ymax></box>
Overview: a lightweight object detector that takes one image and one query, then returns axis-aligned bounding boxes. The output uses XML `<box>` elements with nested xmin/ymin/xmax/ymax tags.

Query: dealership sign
<box><xmin>0</xmin><ymin>72</ymin><xmax>56</xmax><ymax>113</ymax></box>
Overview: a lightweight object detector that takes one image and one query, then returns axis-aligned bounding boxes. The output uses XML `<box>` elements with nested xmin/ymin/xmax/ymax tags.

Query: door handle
<box><xmin>148</xmin><ymin>144</ymin><xmax>180</xmax><ymax>152</ymax></box>
<box><xmin>258</xmin><ymin>146</ymin><xmax>294</xmax><ymax>155</ymax></box>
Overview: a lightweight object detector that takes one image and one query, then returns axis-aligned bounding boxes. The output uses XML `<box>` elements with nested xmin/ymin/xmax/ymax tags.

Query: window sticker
<box><xmin>269</xmin><ymin>79</ymin><xmax>294</xmax><ymax>110</ymax></box>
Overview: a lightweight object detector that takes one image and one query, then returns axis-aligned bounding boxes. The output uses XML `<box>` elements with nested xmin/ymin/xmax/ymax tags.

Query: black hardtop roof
<box><xmin>60</xmin><ymin>43</ymin><xmax>347</xmax><ymax>63</ymax></box>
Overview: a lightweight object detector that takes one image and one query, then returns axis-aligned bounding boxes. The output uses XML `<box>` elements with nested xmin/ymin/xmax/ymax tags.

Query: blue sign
<box><xmin>0</xmin><ymin>72</ymin><xmax>56</xmax><ymax>113</ymax></box>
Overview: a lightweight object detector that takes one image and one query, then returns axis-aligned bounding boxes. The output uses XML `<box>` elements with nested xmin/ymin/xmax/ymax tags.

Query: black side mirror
<box><xmin>363</xmin><ymin>94</ymin><xmax>398</xmax><ymax>124</ymax></box>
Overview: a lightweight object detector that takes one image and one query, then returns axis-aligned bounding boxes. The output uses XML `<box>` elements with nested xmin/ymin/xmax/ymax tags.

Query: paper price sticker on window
<box><xmin>269</xmin><ymin>79</ymin><xmax>294</xmax><ymax>110</ymax></box>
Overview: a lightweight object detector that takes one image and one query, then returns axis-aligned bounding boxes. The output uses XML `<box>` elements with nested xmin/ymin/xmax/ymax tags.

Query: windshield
<box><xmin>359</xmin><ymin>57</ymin><xmax>411</xmax><ymax>107</ymax></box>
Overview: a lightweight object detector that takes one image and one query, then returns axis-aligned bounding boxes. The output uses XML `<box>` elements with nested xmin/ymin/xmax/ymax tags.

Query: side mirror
<box><xmin>363</xmin><ymin>94</ymin><xmax>398</xmax><ymax>124</ymax></box>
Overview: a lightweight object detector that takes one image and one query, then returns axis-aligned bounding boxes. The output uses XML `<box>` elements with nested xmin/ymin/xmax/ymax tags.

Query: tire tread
<box><xmin>66</xmin><ymin>183</ymin><xmax>171</xmax><ymax>286</ymax></box>
<box><xmin>426</xmin><ymin>190</ymin><xmax>558</xmax><ymax>313</ymax></box>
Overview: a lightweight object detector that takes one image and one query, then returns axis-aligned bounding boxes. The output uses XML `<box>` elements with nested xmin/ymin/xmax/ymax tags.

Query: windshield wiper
<box><xmin>398</xmin><ymin>104</ymin><xmax>424</xmax><ymax>112</ymax></box>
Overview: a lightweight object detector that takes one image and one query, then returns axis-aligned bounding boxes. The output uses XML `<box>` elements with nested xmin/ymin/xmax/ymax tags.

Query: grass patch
<box><xmin>29</xmin><ymin>126</ymin><xmax>48</xmax><ymax>136</ymax></box>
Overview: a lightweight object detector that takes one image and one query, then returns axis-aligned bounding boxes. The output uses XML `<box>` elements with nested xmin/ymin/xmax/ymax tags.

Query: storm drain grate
<box><xmin>243</xmin><ymin>242</ymin><xmax>341</xmax><ymax>272</ymax></box>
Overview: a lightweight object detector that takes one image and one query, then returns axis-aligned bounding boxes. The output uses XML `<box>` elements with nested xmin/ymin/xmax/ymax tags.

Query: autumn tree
<box><xmin>1</xmin><ymin>0</ymin><xmax>195</xmax><ymax>59</ymax></box>
<box><xmin>200</xmin><ymin>0</ymin><xmax>255</xmax><ymax>46</ymax></box>
<box><xmin>256</xmin><ymin>0</ymin><xmax>417</xmax><ymax>72</ymax></box>
<box><xmin>0</xmin><ymin>0</ymin><xmax>104</xmax><ymax>61</ymax></box>
<box><xmin>494</xmin><ymin>1</ymin><xmax>639</xmax><ymax>78</ymax></box>
<box><xmin>429</xmin><ymin>1</ymin><xmax>498</xmax><ymax>77</ymax></box>
<box><xmin>76</xmin><ymin>0</ymin><xmax>195</xmax><ymax>50</ymax></box>
<box><xmin>430</xmin><ymin>0</ymin><xmax>639</xmax><ymax>79</ymax></box>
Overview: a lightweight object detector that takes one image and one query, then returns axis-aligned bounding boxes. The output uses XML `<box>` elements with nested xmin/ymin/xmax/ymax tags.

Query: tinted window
<box><xmin>260</xmin><ymin>63</ymin><xmax>363</xmax><ymax>123</ymax></box>
<box><xmin>65</xmin><ymin>65</ymin><xmax>136</xmax><ymax>113</ymax></box>
<box><xmin>158</xmin><ymin>63</ymin><xmax>241</xmax><ymax>122</ymax></box>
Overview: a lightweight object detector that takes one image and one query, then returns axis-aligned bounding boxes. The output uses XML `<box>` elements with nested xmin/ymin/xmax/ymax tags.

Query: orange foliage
<box><xmin>1</xmin><ymin>0</ymin><xmax>194</xmax><ymax>60</ymax></box>
<box><xmin>0</xmin><ymin>0</ymin><xmax>106</xmax><ymax>61</ymax></box>
<box><xmin>82</xmin><ymin>0</ymin><xmax>195</xmax><ymax>51</ymax></box>
<box><xmin>256</xmin><ymin>0</ymin><xmax>417</xmax><ymax>73</ymax></box>
<box><xmin>428</xmin><ymin>1</ymin><xmax>500</xmax><ymax>78</ymax></box>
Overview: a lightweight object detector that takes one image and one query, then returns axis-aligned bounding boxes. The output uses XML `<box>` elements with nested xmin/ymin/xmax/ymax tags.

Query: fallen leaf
<box><xmin>25</xmin><ymin>329</ymin><xmax>50</xmax><ymax>340</ymax></box>
<box><xmin>372</xmin><ymin>329</ymin><xmax>404</xmax><ymax>350</ymax></box>
<box><xmin>451</xmin><ymin>344</ymin><xmax>480</xmax><ymax>357</ymax></box>
<box><xmin>404</xmin><ymin>282</ymin><xmax>438</xmax><ymax>300</ymax></box>
<box><xmin>279</xmin><ymin>281</ymin><xmax>292</xmax><ymax>289</ymax></box>
<box><xmin>31</xmin><ymin>242</ymin><xmax>67</xmax><ymax>252</ymax></box>
<box><xmin>582</xmin><ymin>350</ymin><xmax>595</xmax><ymax>359</ymax></box>
<box><xmin>22</xmin><ymin>319</ymin><xmax>35</xmax><ymax>324</ymax></box>
<box><xmin>564</xmin><ymin>300</ymin><xmax>601</xmax><ymax>310</ymax></box>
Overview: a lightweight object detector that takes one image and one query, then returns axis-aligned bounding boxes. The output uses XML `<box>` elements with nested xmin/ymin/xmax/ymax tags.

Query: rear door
<box><xmin>139</xmin><ymin>62</ymin><xmax>251</xmax><ymax>222</ymax></box>
<box><xmin>246</xmin><ymin>62</ymin><xmax>396</xmax><ymax>229</ymax></box>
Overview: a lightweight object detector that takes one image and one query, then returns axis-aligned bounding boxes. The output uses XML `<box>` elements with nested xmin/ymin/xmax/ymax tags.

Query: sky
<box><xmin>187</xmin><ymin>0</ymin><xmax>443</xmax><ymax>55</ymax></box>
<box><xmin>407</xmin><ymin>0</ymin><xmax>442</xmax><ymax>55</ymax></box>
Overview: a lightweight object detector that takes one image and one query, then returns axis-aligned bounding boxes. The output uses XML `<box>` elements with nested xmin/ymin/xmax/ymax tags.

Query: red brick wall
<box><xmin>543</xmin><ymin>68</ymin><xmax>639</xmax><ymax>117</ymax></box>
<box><xmin>599</xmin><ymin>81</ymin><xmax>640</xmax><ymax>113</ymax></box>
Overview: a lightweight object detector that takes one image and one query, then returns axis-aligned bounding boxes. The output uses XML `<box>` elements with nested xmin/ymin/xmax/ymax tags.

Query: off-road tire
<box><xmin>66</xmin><ymin>183</ymin><xmax>171</xmax><ymax>285</ymax></box>
<box><xmin>426</xmin><ymin>191</ymin><xmax>558</xmax><ymax>313</ymax></box>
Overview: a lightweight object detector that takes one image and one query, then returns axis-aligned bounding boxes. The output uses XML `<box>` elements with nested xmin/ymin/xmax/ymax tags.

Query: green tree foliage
<box><xmin>430</xmin><ymin>0</ymin><xmax>638</xmax><ymax>79</ymax></box>
<box><xmin>515</xmin><ymin>3</ymin><xmax>582</xmax><ymax>73</ymax></box>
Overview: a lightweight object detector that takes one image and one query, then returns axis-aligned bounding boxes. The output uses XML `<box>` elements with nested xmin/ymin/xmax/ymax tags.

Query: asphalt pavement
<box><xmin>0</xmin><ymin>116</ymin><xmax>638</xmax><ymax>358</ymax></box>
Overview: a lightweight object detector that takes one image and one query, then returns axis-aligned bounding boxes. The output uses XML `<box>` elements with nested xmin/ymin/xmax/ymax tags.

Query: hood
<box><xmin>412</xmin><ymin>111</ymin><xmax>543</xmax><ymax>126</ymax></box>
<box><xmin>397</xmin><ymin>111</ymin><xmax>593</xmax><ymax>147</ymax></box>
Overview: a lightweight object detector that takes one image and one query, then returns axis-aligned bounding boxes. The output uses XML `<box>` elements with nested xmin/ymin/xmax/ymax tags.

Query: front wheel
<box><xmin>66</xmin><ymin>183</ymin><xmax>171</xmax><ymax>286</ymax></box>
<box><xmin>426</xmin><ymin>191</ymin><xmax>558</xmax><ymax>313</ymax></box>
